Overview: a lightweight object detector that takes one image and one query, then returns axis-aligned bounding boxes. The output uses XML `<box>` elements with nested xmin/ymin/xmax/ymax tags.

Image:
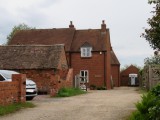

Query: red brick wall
<box><xmin>111</xmin><ymin>65</ymin><xmax>120</xmax><ymax>87</ymax></box>
<box><xmin>18</xmin><ymin>69</ymin><xmax>73</xmax><ymax>94</ymax></box>
<box><xmin>50</xmin><ymin>68</ymin><xmax>73</xmax><ymax>96</ymax></box>
<box><xmin>70</xmin><ymin>52</ymin><xmax>105</xmax><ymax>88</ymax></box>
<box><xmin>120</xmin><ymin>65</ymin><xmax>139</xmax><ymax>86</ymax></box>
<box><xmin>0</xmin><ymin>74</ymin><xmax>26</xmax><ymax>106</ymax></box>
<box><xmin>58</xmin><ymin>48</ymin><xmax>68</xmax><ymax>69</ymax></box>
<box><xmin>19</xmin><ymin>69</ymin><xmax>54</xmax><ymax>93</ymax></box>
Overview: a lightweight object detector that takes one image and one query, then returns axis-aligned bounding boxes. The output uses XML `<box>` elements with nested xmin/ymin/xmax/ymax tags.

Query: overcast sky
<box><xmin>0</xmin><ymin>0</ymin><xmax>155</xmax><ymax>68</ymax></box>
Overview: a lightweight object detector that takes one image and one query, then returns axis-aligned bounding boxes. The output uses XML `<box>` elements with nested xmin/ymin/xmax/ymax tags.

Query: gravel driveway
<box><xmin>1</xmin><ymin>87</ymin><xmax>141</xmax><ymax>120</ymax></box>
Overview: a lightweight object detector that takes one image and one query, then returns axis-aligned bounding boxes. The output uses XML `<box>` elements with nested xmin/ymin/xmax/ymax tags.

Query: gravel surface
<box><xmin>0</xmin><ymin>87</ymin><xmax>141</xmax><ymax>120</ymax></box>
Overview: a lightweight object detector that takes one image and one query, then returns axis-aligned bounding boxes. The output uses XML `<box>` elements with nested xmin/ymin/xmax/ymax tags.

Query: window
<box><xmin>81</xmin><ymin>47</ymin><xmax>92</xmax><ymax>57</ymax></box>
<box><xmin>80</xmin><ymin>70</ymin><xmax>89</xmax><ymax>83</ymax></box>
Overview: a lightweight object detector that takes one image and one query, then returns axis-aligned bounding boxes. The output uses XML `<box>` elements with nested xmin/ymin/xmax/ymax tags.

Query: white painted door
<box><xmin>131</xmin><ymin>77</ymin><xmax>135</xmax><ymax>85</ymax></box>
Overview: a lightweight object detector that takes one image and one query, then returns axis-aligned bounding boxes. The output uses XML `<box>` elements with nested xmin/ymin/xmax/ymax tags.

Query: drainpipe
<box><xmin>104</xmin><ymin>51</ymin><xmax>106</xmax><ymax>87</ymax></box>
<box><xmin>69</xmin><ymin>52</ymin><xmax>72</xmax><ymax>68</ymax></box>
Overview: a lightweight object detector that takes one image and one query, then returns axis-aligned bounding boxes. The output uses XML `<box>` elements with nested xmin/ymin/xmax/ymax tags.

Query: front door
<box><xmin>80</xmin><ymin>70</ymin><xmax>89</xmax><ymax>83</ymax></box>
<box><xmin>131</xmin><ymin>77</ymin><xmax>135</xmax><ymax>85</ymax></box>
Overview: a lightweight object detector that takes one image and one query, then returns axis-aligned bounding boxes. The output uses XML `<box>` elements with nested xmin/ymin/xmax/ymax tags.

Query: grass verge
<box><xmin>135</xmin><ymin>87</ymin><xmax>147</xmax><ymax>94</ymax></box>
<box><xmin>56</xmin><ymin>87</ymin><xmax>87</xmax><ymax>97</ymax></box>
<box><xmin>0</xmin><ymin>102</ymin><xmax>35</xmax><ymax>116</ymax></box>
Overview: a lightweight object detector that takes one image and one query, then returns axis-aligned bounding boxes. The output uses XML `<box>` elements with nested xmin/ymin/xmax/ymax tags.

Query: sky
<box><xmin>0</xmin><ymin>0</ymin><xmax>155</xmax><ymax>68</ymax></box>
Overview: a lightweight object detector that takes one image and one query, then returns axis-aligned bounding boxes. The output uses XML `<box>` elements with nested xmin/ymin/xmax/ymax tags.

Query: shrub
<box><xmin>136</xmin><ymin>92</ymin><xmax>156</xmax><ymax>114</ymax></box>
<box><xmin>56</xmin><ymin>87</ymin><xmax>86</xmax><ymax>97</ymax></box>
<box><xmin>129</xmin><ymin>111</ymin><xmax>145</xmax><ymax>120</ymax></box>
<box><xmin>151</xmin><ymin>84</ymin><xmax>160</xmax><ymax>96</ymax></box>
<box><xmin>129</xmin><ymin>83</ymin><xmax>160</xmax><ymax>120</ymax></box>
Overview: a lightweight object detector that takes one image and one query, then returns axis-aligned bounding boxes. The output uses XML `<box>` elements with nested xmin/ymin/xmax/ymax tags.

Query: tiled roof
<box><xmin>121</xmin><ymin>65</ymin><xmax>139</xmax><ymax>73</ymax></box>
<box><xmin>0</xmin><ymin>45</ymin><xmax>65</xmax><ymax>69</ymax></box>
<box><xmin>8</xmin><ymin>23</ymin><xmax>119</xmax><ymax>65</ymax></box>
<box><xmin>111</xmin><ymin>50</ymin><xmax>120</xmax><ymax>65</ymax></box>
<box><xmin>9</xmin><ymin>28</ymin><xmax>108</xmax><ymax>52</ymax></box>
<box><xmin>9</xmin><ymin>29</ymin><xmax>75</xmax><ymax>51</ymax></box>
<box><xmin>70</xmin><ymin>29</ymin><xmax>107</xmax><ymax>51</ymax></box>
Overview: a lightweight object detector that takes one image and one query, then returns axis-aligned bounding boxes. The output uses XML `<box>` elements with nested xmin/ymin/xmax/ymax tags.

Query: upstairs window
<box><xmin>81</xmin><ymin>47</ymin><xmax>92</xmax><ymax>57</ymax></box>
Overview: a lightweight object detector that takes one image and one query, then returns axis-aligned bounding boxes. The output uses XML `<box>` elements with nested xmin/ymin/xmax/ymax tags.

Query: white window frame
<box><xmin>81</xmin><ymin>47</ymin><xmax>92</xmax><ymax>57</ymax></box>
<box><xmin>80</xmin><ymin>70</ymin><xmax>89</xmax><ymax>83</ymax></box>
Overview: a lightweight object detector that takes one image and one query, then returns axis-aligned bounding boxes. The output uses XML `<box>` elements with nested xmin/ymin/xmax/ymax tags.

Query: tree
<box><xmin>144</xmin><ymin>55</ymin><xmax>160</xmax><ymax>65</ymax></box>
<box><xmin>141</xmin><ymin>0</ymin><xmax>160</xmax><ymax>50</ymax></box>
<box><xmin>6</xmin><ymin>23</ymin><xmax>35</xmax><ymax>44</ymax></box>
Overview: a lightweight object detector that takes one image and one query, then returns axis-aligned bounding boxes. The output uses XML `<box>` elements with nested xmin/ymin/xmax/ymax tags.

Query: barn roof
<box><xmin>0</xmin><ymin>45</ymin><xmax>66</xmax><ymax>69</ymax></box>
<box><xmin>9</xmin><ymin>29</ymin><xmax>75</xmax><ymax>52</ymax></box>
<box><xmin>111</xmin><ymin>50</ymin><xmax>120</xmax><ymax>65</ymax></box>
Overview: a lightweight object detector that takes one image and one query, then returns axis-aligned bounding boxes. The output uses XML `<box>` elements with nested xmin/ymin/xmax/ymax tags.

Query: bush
<box><xmin>129</xmin><ymin>84</ymin><xmax>160</xmax><ymax>120</ymax></box>
<box><xmin>136</xmin><ymin>92</ymin><xmax>156</xmax><ymax>114</ymax></box>
<box><xmin>129</xmin><ymin>111</ymin><xmax>145</xmax><ymax>120</ymax></box>
<box><xmin>151</xmin><ymin>84</ymin><xmax>160</xmax><ymax>96</ymax></box>
<box><xmin>56</xmin><ymin>87</ymin><xmax>86</xmax><ymax>97</ymax></box>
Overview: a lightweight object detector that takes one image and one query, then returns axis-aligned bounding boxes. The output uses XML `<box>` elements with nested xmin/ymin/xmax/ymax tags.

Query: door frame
<box><xmin>80</xmin><ymin>70</ymin><xmax>89</xmax><ymax>83</ymax></box>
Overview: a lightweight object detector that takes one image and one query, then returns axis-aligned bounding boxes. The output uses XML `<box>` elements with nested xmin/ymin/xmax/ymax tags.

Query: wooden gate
<box><xmin>144</xmin><ymin>65</ymin><xmax>160</xmax><ymax>90</ymax></box>
<box><xmin>74</xmin><ymin>74</ymin><xmax>87</xmax><ymax>91</ymax></box>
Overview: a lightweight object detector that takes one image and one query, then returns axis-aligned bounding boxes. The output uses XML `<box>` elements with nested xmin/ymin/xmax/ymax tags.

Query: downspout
<box><xmin>104</xmin><ymin>51</ymin><xmax>106</xmax><ymax>87</ymax></box>
<box><xmin>69</xmin><ymin>52</ymin><xmax>72</xmax><ymax>68</ymax></box>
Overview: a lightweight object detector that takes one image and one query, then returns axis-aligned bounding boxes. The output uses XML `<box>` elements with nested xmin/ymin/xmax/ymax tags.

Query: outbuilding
<box><xmin>0</xmin><ymin>45</ymin><xmax>73</xmax><ymax>93</ymax></box>
<box><xmin>120</xmin><ymin>65</ymin><xmax>139</xmax><ymax>86</ymax></box>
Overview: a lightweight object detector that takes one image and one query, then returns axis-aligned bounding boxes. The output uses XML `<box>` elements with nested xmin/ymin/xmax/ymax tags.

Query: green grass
<box><xmin>135</xmin><ymin>87</ymin><xmax>147</xmax><ymax>94</ymax></box>
<box><xmin>0</xmin><ymin>102</ymin><xmax>35</xmax><ymax>116</ymax></box>
<box><xmin>56</xmin><ymin>87</ymin><xmax>87</xmax><ymax>97</ymax></box>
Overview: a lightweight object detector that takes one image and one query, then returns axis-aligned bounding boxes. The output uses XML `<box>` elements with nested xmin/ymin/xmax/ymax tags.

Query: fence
<box><xmin>143</xmin><ymin>65</ymin><xmax>160</xmax><ymax>90</ymax></box>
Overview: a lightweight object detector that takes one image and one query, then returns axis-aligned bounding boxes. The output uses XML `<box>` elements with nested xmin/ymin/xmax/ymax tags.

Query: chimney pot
<box><xmin>101</xmin><ymin>20</ymin><xmax>106</xmax><ymax>32</ymax></box>
<box><xmin>69</xmin><ymin>21</ymin><xmax>74</xmax><ymax>28</ymax></box>
<box><xmin>102</xmin><ymin>20</ymin><xmax>105</xmax><ymax>24</ymax></box>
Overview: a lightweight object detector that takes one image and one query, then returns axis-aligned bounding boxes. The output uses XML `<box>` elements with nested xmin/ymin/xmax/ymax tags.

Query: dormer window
<box><xmin>80</xmin><ymin>42</ymin><xmax>92</xmax><ymax>57</ymax></box>
<box><xmin>81</xmin><ymin>47</ymin><xmax>92</xmax><ymax>57</ymax></box>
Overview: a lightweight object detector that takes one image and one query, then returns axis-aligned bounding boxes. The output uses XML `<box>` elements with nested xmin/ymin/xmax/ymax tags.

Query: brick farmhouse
<box><xmin>8</xmin><ymin>21</ymin><xmax>120</xmax><ymax>89</ymax></box>
<box><xmin>0</xmin><ymin>45</ymin><xmax>73</xmax><ymax>93</ymax></box>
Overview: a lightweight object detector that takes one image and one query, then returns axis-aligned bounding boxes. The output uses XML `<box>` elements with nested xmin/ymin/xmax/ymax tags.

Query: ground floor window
<box><xmin>80</xmin><ymin>70</ymin><xmax>89</xmax><ymax>83</ymax></box>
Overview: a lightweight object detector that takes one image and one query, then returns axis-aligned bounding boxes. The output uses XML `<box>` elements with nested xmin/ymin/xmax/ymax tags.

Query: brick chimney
<box><xmin>110</xmin><ymin>47</ymin><xmax>113</xmax><ymax>51</ymax></box>
<box><xmin>69</xmin><ymin>21</ymin><xmax>74</xmax><ymax>28</ymax></box>
<box><xmin>101</xmin><ymin>20</ymin><xmax>106</xmax><ymax>32</ymax></box>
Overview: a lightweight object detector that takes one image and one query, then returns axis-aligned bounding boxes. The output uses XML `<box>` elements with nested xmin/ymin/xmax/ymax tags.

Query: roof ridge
<box><xmin>1</xmin><ymin>44</ymin><xmax>65</xmax><ymax>47</ymax></box>
<box><xmin>20</xmin><ymin>28</ymin><xmax>71</xmax><ymax>31</ymax></box>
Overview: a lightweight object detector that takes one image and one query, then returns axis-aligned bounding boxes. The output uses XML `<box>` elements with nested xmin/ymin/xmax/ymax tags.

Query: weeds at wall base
<box><xmin>0</xmin><ymin>102</ymin><xmax>35</xmax><ymax>116</ymax></box>
<box><xmin>55</xmin><ymin>87</ymin><xmax>87</xmax><ymax>97</ymax></box>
